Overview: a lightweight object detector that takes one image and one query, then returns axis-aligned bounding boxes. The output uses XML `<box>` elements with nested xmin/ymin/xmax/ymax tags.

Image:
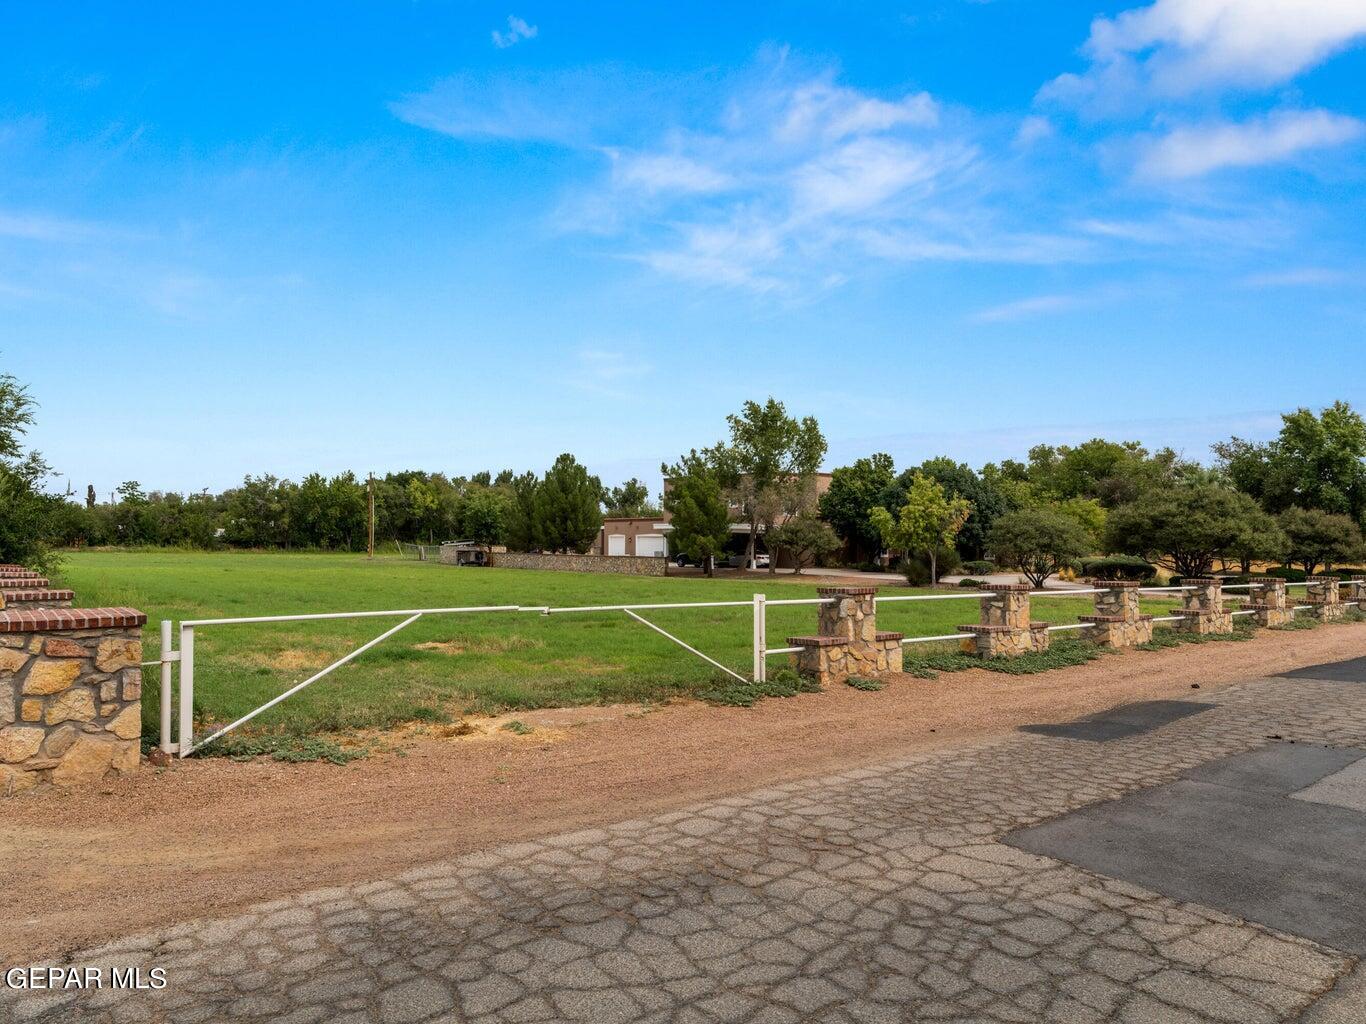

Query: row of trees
<box><xmin>34</xmin><ymin>456</ymin><xmax>664</xmax><ymax>557</ymax></box>
<box><xmin>3</xmin><ymin>352</ymin><xmax>1363</xmax><ymax>586</ymax></box>
<box><xmin>814</xmin><ymin>403</ymin><xmax>1366</xmax><ymax>587</ymax></box>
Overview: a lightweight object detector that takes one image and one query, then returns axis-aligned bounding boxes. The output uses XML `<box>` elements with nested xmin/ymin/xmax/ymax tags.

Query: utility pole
<box><xmin>367</xmin><ymin>473</ymin><xmax>376</xmax><ymax>559</ymax></box>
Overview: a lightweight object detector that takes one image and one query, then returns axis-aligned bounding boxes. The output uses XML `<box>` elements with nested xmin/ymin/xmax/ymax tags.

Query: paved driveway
<box><xmin>7</xmin><ymin>668</ymin><xmax>1366</xmax><ymax>1023</ymax></box>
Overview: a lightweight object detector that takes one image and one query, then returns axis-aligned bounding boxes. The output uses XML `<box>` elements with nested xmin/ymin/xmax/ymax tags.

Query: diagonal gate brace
<box><xmin>622</xmin><ymin>608</ymin><xmax>748</xmax><ymax>684</ymax></box>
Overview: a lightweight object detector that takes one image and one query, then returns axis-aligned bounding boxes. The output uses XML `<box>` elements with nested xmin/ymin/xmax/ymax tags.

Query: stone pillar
<box><xmin>1178</xmin><ymin>578</ymin><xmax>1233</xmax><ymax>635</ymax></box>
<box><xmin>1305</xmin><ymin>576</ymin><xmax>1346</xmax><ymax>621</ymax></box>
<box><xmin>1078</xmin><ymin>580</ymin><xmax>1154</xmax><ymax>647</ymax></box>
<box><xmin>1242</xmin><ymin>576</ymin><xmax>1294</xmax><ymax>627</ymax></box>
<box><xmin>1348</xmin><ymin>576</ymin><xmax>1366</xmax><ymax>605</ymax></box>
<box><xmin>0</xmin><ymin>607</ymin><xmax>147</xmax><ymax>793</ymax></box>
<box><xmin>789</xmin><ymin>587</ymin><xmax>903</xmax><ymax>686</ymax></box>
<box><xmin>959</xmin><ymin>583</ymin><xmax>1050</xmax><ymax>657</ymax></box>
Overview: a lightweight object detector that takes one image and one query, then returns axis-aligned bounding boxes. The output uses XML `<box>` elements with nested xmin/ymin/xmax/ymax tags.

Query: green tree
<box><xmin>1104</xmin><ymin>485</ymin><xmax>1268</xmax><ymax>578</ymax></box>
<box><xmin>0</xmin><ymin>369</ymin><xmax>58</xmax><ymax>572</ymax></box>
<box><xmin>661</xmin><ymin>451</ymin><xmax>731</xmax><ymax>576</ymax></box>
<box><xmin>504</xmin><ymin>472</ymin><xmax>540</xmax><ymax>551</ymax></box>
<box><xmin>533</xmin><ymin>454</ymin><xmax>603</xmax><ymax>553</ymax></box>
<box><xmin>884</xmin><ymin>458</ymin><xmax>1009</xmax><ymax>561</ymax></box>
<box><xmin>1214</xmin><ymin>402</ymin><xmax>1366</xmax><ymax>521</ymax></box>
<box><xmin>869</xmin><ymin>473</ymin><xmax>971</xmax><ymax>585</ymax></box>
<box><xmin>1225</xmin><ymin>504</ymin><xmax>1288</xmax><ymax>574</ymax></box>
<box><xmin>714</xmin><ymin>398</ymin><xmax>826</xmax><ymax>573</ymax></box>
<box><xmin>1278</xmin><ymin>506</ymin><xmax>1365</xmax><ymax>574</ymax></box>
<box><xmin>818</xmin><ymin>453</ymin><xmax>895</xmax><ymax>562</ymax></box>
<box><xmin>1027</xmin><ymin>438</ymin><xmax>1186</xmax><ymax>507</ymax></box>
<box><xmin>604</xmin><ymin>478</ymin><xmax>660</xmax><ymax>518</ymax></box>
<box><xmin>987</xmin><ymin>507</ymin><xmax>1091</xmax><ymax>589</ymax></box>
<box><xmin>766</xmin><ymin>514</ymin><xmax>840</xmax><ymax>575</ymax></box>
<box><xmin>459</xmin><ymin>486</ymin><xmax>512</xmax><ymax>546</ymax></box>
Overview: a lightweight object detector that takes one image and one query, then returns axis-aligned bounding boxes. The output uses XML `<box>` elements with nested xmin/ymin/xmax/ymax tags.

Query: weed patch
<box><xmin>904</xmin><ymin>637</ymin><xmax>1106</xmax><ymax>680</ymax></box>
<box><xmin>700</xmin><ymin>668</ymin><xmax>821</xmax><ymax>708</ymax></box>
<box><xmin>501</xmin><ymin>719</ymin><xmax>533</xmax><ymax>735</ymax></box>
<box><xmin>199</xmin><ymin>733</ymin><xmax>364</xmax><ymax>765</ymax></box>
<box><xmin>845</xmin><ymin>675</ymin><xmax>883</xmax><ymax>691</ymax></box>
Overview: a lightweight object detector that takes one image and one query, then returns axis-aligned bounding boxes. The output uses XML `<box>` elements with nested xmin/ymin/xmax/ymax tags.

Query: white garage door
<box><xmin>635</xmin><ymin>534</ymin><xmax>667</xmax><ymax>557</ymax></box>
<box><xmin>607</xmin><ymin>534</ymin><xmax>627</xmax><ymax>556</ymax></box>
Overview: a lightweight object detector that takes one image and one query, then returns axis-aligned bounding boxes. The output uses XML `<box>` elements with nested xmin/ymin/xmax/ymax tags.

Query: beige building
<box><xmin>596</xmin><ymin>472</ymin><xmax>834</xmax><ymax>564</ymax></box>
<box><xmin>596</xmin><ymin>517</ymin><xmax>671</xmax><ymax>558</ymax></box>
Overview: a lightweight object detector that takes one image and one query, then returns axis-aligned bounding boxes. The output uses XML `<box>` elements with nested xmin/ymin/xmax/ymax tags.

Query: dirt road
<box><xmin>5</xmin><ymin>623</ymin><xmax>1364</xmax><ymax>961</ymax></box>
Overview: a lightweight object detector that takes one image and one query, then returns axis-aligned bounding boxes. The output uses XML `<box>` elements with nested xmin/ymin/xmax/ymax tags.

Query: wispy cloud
<box><xmin>1137</xmin><ymin>109</ymin><xmax>1364</xmax><ymax>179</ymax></box>
<box><xmin>970</xmin><ymin>293</ymin><xmax>1083</xmax><ymax>323</ymax></box>
<box><xmin>492</xmin><ymin>15</ymin><xmax>537</xmax><ymax>49</ymax></box>
<box><xmin>0</xmin><ymin>209</ymin><xmax>111</xmax><ymax>244</ymax></box>
<box><xmin>567</xmin><ymin>348</ymin><xmax>652</xmax><ymax>399</ymax></box>
<box><xmin>1241</xmin><ymin>267</ymin><xmax>1354</xmax><ymax>288</ymax></box>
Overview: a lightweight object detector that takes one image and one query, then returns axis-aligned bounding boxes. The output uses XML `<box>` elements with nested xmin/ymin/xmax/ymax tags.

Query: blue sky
<box><xmin>4</xmin><ymin>1</ymin><xmax>1365</xmax><ymax>498</ymax></box>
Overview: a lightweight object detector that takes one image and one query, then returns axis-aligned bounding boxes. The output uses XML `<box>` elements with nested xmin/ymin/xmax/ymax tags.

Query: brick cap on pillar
<box><xmin>1097</xmin><ymin>580</ymin><xmax>1143</xmax><ymax>589</ymax></box>
<box><xmin>1306</xmin><ymin>576</ymin><xmax>1341</xmax><ymax>583</ymax></box>
<box><xmin>957</xmin><ymin>622</ymin><xmax>1051</xmax><ymax>633</ymax></box>
<box><xmin>1079</xmin><ymin>613</ymin><xmax>1155</xmax><ymax>623</ymax></box>
<box><xmin>2</xmin><ymin>589</ymin><xmax>76</xmax><ymax>602</ymax></box>
<box><xmin>787</xmin><ymin>635</ymin><xmax>847</xmax><ymax>647</ymax></box>
<box><xmin>1183</xmin><ymin>577</ymin><xmax>1221</xmax><ymax>584</ymax></box>
<box><xmin>0</xmin><ymin>607</ymin><xmax>147</xmax><ymax>632</ymax></box>
<box><xmin>0</xmin><ymin>577</ymin><xmax>50</xmax><ymax>588</ymax></box>
<box><xmin>981</xmin><ymin>583</ymin><xmax>1033</xmax><ymax>592</ymax></box>
<box><xmin>815</xmin><ymin>586</ymin><xmax>878</xmax><ymax>596</ymax></box>
<box><xmin>873</xmin><ymin>630</ymin><xmax>904</xmax><ymax>641</ymax></box>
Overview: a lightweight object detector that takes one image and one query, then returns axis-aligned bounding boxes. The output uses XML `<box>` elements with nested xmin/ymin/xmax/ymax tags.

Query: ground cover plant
<box><xmin>55</xmin><ymin>550</ymin><xmax>1186</xmax><ymax>745</ymax></box>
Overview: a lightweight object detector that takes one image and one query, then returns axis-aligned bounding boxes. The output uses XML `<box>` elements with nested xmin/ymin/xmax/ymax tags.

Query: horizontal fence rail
<box><xmin>143</xmin><ymin>578</ymin><xmax>1344</xmax><ymax>756</ymax></box>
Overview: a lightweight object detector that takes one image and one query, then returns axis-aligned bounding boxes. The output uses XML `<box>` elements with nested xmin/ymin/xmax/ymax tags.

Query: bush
<box><xmin>958</xmin><ymin>578</ymin><xmax>983</xmax><ymax>588</ymax></box>
<box><xmin>901</xmin><ymin>545</ymin><xmax>961</xmax><ymax>586</ymax></box>
<box><xmin>1266</xmin><ymin>566</ymin><xmax>1307</xmax><ymax>582</ymax></box>
<box><xmin>961</xmin><ymin>560</ymin><xmax>996</xmax><ymax>575</ymax></box>
<box><xmin>1081</xmin><ymin>555</ymin><xmax>1156</xmax><ymax>581</ymax></box>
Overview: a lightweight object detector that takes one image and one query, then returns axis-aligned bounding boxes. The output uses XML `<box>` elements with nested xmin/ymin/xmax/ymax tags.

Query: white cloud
<box><xmin>613</xmin><ymin>153</ymin><xmax>734</xmax><ymax>194</ymax></box>
<box><xmin>790</xmin><ymin>138</ymin><xmax>973</xmax><ymax>217</ymax></box>
<box><xmin>971</xmin><ymin>293</ymin><xmax>1083</xmax><ymax>323</ymax></box>
<box><xmin>1013</xmin><ymin>115</ymin><xmax>1054</xmax><ymax>148</ymax></box>
<box><xmin>1241</xmin><ymin>267</ymin><xmax>1351</xmax><ymax>287</ymax></box>
<box><xmin>775</xmin><ymin>78</ymin><xmax>938</xmax><ymax>143</ymax></box>
<box><xmin>1137</xmin><ymin>109</ymin><xmax>1364</xmax><ymax>178</ymax></box>
<box><xmin>0</xmin><ymin>210</ymin><xmax>107</xmax><ymax>243</ymax></box>
<box><xmin>1043</xmin><ymin>0</ymin><xmax>1366</xmax><ymax>111</ymax></box>
<box><xmin>492</xmin><ymin>15</ymin><xmax>537</xmax><ymax>49</ymax></box>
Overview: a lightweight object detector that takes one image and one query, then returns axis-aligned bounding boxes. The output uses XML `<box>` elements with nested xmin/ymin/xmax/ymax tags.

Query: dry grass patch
<box><xmin>413</xmin><ymin>634</ymin><xmax>544</xmax><ymax>656</ymax></box>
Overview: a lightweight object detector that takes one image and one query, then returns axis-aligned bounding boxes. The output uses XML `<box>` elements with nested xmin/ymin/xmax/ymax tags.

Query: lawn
<box><xmin>51</xmin><ymin>550</ymin><xmax>1185</xmax><ymax>741</ymax></box>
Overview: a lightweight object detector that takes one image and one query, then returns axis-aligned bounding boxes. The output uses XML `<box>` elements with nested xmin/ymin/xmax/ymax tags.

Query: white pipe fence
<box><xmin>143</xmin><ymin>579</ymin><xmax>1343</xmax><ymax>756</ymax></box>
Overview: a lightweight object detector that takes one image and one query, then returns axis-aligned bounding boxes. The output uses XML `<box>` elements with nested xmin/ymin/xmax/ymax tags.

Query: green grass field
<box><xmin>52</xmin><ymin>551</ymin><xmax>1186</xmax><ymax>740</ymax></box>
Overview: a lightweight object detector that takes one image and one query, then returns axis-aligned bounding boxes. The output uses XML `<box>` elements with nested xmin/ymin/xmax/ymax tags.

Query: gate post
<box><xmin>752</xmin><ymin>593</ymin><xmax>767</xmax><ymax>683</ymax></box>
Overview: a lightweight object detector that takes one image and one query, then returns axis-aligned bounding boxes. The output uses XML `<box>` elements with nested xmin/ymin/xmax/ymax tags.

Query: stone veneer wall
<box><xmin>1178</xmin><ymin>578</ymin><xmax>1234</xmax><ymax>635</ymax></box>
<box><xmin>0</xmin><ymin>607</ymin><xmax>146</xmax><ymax>793</ymax></box>
<box><xmin>489</xmin><ymin>551</ymin><xmax>667</xmax><ymax>577</ymax></box>
<box><xmin>1078</xmin><ymin>581</ymin><xmax>1154</xmax><ymax>647</ymax></box>
<box><xmin>1241</xmin><ymin>577</ymin><xmax>1295</xmax><ymax>627</ymax></box>
<box><xmin>959</xmin><ymin>584</ymin><xmax>1051</xmax><ymax>658</ymax></box>
<box><xmin>788</xmin><ymin>587</ymin><xmax>903</xmax><ymax>686</ymax></box>
<box><xmin>1305</xmin><ymin>576</ymin><xmax>1347</xmax><ymax>622</ymax></box>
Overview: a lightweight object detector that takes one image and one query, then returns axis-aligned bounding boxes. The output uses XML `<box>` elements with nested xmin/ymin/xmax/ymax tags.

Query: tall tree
<box><xmin>661</xmin><ymin>451</ymin><xmax>731</xmax><ymax>576</ymax></box>
<box><xmin>604</xmin><ymin>478</ymin><xmax>660</xmax><ymax>518</ymax></box>
<box><xmin>869</xmin><ymin>473</ymin><xmax>971</xmax><ymax>585</ymax></box>
<box><xmin>1214</xmin><ymin>402</ymin><xmax>1366</xmax><ymax>521</ymax></box>
<box><xmin>0</xmin><ymin>369</ymin><xmax>58</xmax><ymax>572</ymax></box>
<box><xmin>818</xmin><ymin>453</ymin><xmax>895</xmax><ymax>562</ymax></box>
<box><xmin>533</xmin><ymin>454</ymin><xmax>603</xmax><ymax>553</ymax></box>
<box><xmin>504</xmin><ymin>472</ymin><xmax>540</xmax><ymax>551</ymax></box>
<box><xmin>715</xmin><ymin>398</ymin><xmax>826</xmax><ymax>573</ymax></box>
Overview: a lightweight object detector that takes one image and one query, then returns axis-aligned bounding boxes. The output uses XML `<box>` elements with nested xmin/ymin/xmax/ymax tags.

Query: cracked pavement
<box><xmin>6</xmin><ymin>670</ymin><xmax>1366</xmax><ymax>1023</ymax></box>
